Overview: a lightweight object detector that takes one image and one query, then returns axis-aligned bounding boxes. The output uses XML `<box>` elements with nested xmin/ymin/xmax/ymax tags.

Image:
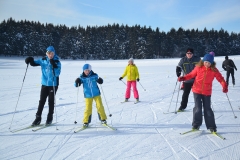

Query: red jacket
<box><xmin>184</xmin><ymin>66</ymin><xmax>227</xmax><ymax>95</ymax></box>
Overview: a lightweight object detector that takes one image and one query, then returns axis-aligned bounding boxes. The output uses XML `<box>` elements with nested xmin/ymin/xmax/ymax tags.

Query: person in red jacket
<box><xmin>178</xmin><ymin>54</ymin><xmax>228</xmax><ymax>133</ymax></box>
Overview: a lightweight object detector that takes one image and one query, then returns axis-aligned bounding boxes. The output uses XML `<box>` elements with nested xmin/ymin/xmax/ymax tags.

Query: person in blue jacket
<box><xmin>75</xmin><ymin>64</ymin><xmax>107</xmax><ymax>127</ymax></box>
<box><xmin>25</xmin><ymin>46</ymin><xmax>61</xmax><ymax>126</ymax></box>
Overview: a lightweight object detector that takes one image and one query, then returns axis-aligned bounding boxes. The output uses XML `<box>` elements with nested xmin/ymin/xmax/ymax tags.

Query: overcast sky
<box><xmin>1</xmin><ymin>0</ymin><xmax>240</xmax><ymax>33</ymax></box>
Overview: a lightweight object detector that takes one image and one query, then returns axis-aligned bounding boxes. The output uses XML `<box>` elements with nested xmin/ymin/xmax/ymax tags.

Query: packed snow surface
<box><xmin>0</xmin><ymin>56</ymin><xmax>240</xmax><ymax>160</ymax></box>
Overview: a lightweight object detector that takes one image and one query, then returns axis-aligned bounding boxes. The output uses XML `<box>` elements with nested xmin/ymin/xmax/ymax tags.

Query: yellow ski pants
<box><xmin>83</xmin><ymin>95</ymin><xmax>107</xmax><ymax>123</ymax></box>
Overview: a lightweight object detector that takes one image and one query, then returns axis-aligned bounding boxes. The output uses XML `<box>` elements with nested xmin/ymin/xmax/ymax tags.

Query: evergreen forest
<box><xmin>0</xmin><ymin>18</ymin><xmax>239</xmax><ymax>59</ymax></box>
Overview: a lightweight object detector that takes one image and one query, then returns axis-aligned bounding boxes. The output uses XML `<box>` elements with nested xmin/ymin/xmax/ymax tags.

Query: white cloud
<box><xmin>187</xmin><ymin>6</ymin><xmax>240</xmax><ymax>29</ymax></box>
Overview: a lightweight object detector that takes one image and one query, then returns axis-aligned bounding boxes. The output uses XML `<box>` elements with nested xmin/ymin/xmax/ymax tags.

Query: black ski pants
<box><xmin>226</xmin><ymin>69</ymin><xmax>235</xmax><ymax>85</ymax></box>
<box><xmin>192</xmin><ymin>93</ymin><xmax>216</xmax><ymax>129</ymax></box>
<box><xmin>179</xmin><ymin>82</ymin><xmax>193</xmax><ymax>110</ymax></box>
<box><xmin>36</xmin><ymin>85</ymin><xmax>58</xmax><ymax>117</ymax></box>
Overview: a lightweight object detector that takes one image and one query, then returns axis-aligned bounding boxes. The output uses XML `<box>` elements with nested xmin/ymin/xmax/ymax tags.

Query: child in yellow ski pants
<box><xmin>75</xmin><ymin>64</ymin><xmax>107</xmax><ymax>127</ymax></box>
<box><xmin>83</xmin><ymin>95</ymin><xmax>107</xmax><ymax>123</ymax></box>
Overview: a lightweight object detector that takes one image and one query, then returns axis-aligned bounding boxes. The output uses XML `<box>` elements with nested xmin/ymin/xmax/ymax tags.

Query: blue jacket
<box><xmin>78</xmin><ymin>71</ymin><xmax>101</xmax><ymax>98</ymax></box>
<box><xmin>33</xmin><ymin>54</ymin><xmax>61</xmax><ymax>86</ymax></box>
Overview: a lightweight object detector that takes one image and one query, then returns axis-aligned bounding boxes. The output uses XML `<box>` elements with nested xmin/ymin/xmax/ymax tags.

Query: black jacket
<box><xmin>222</xmin><ymin>59</ymin><xmax>237</xmax><ymax>71</ymax></box>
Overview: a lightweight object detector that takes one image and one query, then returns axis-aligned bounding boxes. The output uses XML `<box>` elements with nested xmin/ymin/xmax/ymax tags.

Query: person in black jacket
<box><xmin>176</xmin><ymin>48</ymin><xmax>200</xmax><ymax>112</ymax></box>
<box><xmin>222</xmin><ymin>56</ymin><xmax>237</xmax><ymax>86</ymax></box>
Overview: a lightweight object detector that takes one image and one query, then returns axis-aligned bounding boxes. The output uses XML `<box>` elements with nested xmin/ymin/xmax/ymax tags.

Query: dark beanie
<box><xmin>186</xmin><ymin>48</ymin><xmax>194</xmax><ymax>54</ymax></box>
<box><xmin>225</xmin><ymin>56</ymin><xmax>228</xmax><ymax>60</ymax></box>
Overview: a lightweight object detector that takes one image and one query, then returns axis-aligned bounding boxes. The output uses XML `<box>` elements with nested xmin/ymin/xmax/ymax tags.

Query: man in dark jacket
<box><xmin>222</xmin><ymin>56</ymin><xmax>237</xmax><ymax>86</ymax></box>
<box><xmin>176</xmin><ymin>48</ymin><xmax>200</xmax><ymax>111</ymax></box>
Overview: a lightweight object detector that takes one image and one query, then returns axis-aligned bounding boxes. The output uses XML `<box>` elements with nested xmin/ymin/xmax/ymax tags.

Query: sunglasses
<box><xmin>186</xmin><ymin>52</ymin><xmax>193</xmax><ymax>55</ymax></box>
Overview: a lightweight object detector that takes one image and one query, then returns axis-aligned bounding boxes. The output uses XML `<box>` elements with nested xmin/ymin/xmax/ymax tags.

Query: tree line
<box><xmin>0</xmin><ymin>18</ymin><xmax>239</xmax><ymax>59</ymax></box>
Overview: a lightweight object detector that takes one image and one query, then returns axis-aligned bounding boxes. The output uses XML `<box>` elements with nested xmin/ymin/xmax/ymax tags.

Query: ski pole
<box><xmin>9</xmin><ymin>64</ymin><xmax>29</xmax><ymax>130</ymax></box>
<box><xmin>74</xmin><ymin>84</ymin><xmax>80</xmax><ymax>124</ymax></box>
<box><xmin>99</xmin><ymin>84</ymin><xmax>112</xmax><ymax>117</ymax></box>
<box><xmin>167</xmin><ymin>79</ymin><xmax>178</xmax><ymax>112</ymax></box>
<box><xmin>226</xmin><ymin>93</ymin><xmax>237</xmax><ymax>118</ymax></box>
<box><xmin>138</xmin><ymin>81</ymin><xmax>146</xmax><ymax>91</ymax></box>
<box><xmin>174</xmin><ymin>81</ymin><xmax>182</xmax><ymax>114</ymax></box>
<box><xmin>121</xmin><ymin>79</ymin><xmax>127</xmax><ymax>86</ymax></box>
<box><xmin>52</xmin><ymin>68</ymin><xmax>59</xmax><ymax>130</ymax></box>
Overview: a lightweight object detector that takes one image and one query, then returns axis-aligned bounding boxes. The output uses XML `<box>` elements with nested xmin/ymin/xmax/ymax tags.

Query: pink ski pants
<box><xmin>125</xmin><ymin>81</ymin><xmax>139</xmax><ymax>99</ymax></box>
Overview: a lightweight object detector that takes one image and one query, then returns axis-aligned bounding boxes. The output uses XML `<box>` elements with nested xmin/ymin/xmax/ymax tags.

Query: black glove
<box><xmin>25</xmin><ymin>57</ymin><xmax>34</xmax><ymax>64</ymax></box>
<box><xmin>75</xmin><ymin>78</ymin><xmax>81</xmax><ymax>87</ymax></box>
<box><xmin>137</xmin><ymin>78</ymin><xmax>139</xmax><ymax>82</ymax></box>
<box><xmin>50</xmin><ymin>59</ymin><xmax>57</xmax><ymax>68</ymax></box>
<box><xmin>176</xmin><ymin>66</ymin><xmax>182</xmax><ymax>77</ymax></box>
<box><xmin>119</xmin><ymin>77</ymin><xmax>123</xmax><ymax>80</ymax></box>
<box><xmin>97</xmin><ymin>77</ymin><xmax>103</xmax><ymax>84</ymax></box>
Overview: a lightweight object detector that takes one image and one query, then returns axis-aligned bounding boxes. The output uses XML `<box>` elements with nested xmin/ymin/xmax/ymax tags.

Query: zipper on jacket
<box><xmin>47</xmin><ymin>62</ymin><xmax>50</xmax><ymax>86</ymax></box>
<box><xmin>87</xmin><ymin>78</ymin><xmax>94</xmax><ymax>97</ymax></box>
<box><xmin>130</xmin><ymin>65</ymin><xmax>132</xmax><ymax>80</ymax></box>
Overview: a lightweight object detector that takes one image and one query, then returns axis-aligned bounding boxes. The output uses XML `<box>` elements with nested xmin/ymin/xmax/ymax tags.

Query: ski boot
<box><xmin>45</xmin><ymin>114</ymin><xmax>53</xmax><ymax>125</ymax></box>
<box><xmin>83</xmin><ymin>123</ymin><xmax>89</xmax><ymax>127</ymax></box>
<box><xmin>101</xmin><ymin>120</ymin><xmax>107</xmax><ymax>124</ymax></box>
<box><xmin>209</xmin><ymin>128</ymin><xmax>217</xmax><ymax>133</ymax></box>
<box><xmin>177</xmin><ymin>107</ymin><xmax>184</xmax><ymax>112</ymax></box>
<box><xmin>192</xmin><ymin>126</ymin><xmax>200</xmax><ymax>131</ymax></box>
<box><xmin>31</xmin><ymin>115</ymin><xmax>41</xmax><ymax>126</ymax></box>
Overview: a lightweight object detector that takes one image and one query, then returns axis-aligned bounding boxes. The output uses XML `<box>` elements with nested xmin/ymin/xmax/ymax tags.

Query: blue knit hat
<box><xmin>203</xmin><ymin>54</ymin><xmax>214</xmax><ymax>64</ymax></box>
<box><xmin>46</xmin><ymin>46</ymin><xmax>55</xmax><ymax>53</ymax></box>
<box><xmin>82</xmin><ymin>64</ymin><xmax>92</xmax><ymax>71</ymax></box>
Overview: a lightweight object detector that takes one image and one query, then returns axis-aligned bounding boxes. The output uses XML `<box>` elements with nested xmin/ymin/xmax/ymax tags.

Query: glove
<box><xmin>178</xmin><ymin>76</ymin><xmax>185</xmax><ymax>82</ymax></box>
<box><xmin>223</xmin><ymin>87</ymin><xmax>228</xmax><ymax>93</ymax></box>
<box><xmin>97</xmin><ymin>77</ymin><xmax>103</xmax><ymax>84</ymax></box>
<box><xmin>176</xmin><ymin>66</ymin><xmax>181</xmax><ymax>77</ymax></box>
<box><xmin>119</xmin><ymin>77</ymin><xmax>123</xmax><ymax>81</ymax></box>
<box><xmin>75</xmin><ymin>78</ymin><xmax>81</xmax><ymax>87</ymax></box>
<box><xmin>50</xmin><ymin>59</ymin><xmax>57</xmax><ymax>68</ymax></box>
<box><xmin>137</xmin><ymin>78</ymin><xmax>139</xmax><ymax>82</ymax></box>
<box><xmin>25</xmin><ymin>57</ymin><xmax>34</xmax><ymax>64</ymax></box>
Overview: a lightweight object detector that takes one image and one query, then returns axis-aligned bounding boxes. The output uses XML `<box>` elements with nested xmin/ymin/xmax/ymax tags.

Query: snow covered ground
<box><xmin>0</xmin><ymin>56</ymin><xmax>240</xmax><ymax>160</ymax></box>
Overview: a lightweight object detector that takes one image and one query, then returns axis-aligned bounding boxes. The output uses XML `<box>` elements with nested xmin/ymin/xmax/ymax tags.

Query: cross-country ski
<box><xmin>10</xmin><ymin>124</ymin><xmax>44</xmax><ymax>133</ymax></box>
<box><xmin>32</xmin><ymin>123</ymin><xmax>58</xmax><ymax>132</ymax></box>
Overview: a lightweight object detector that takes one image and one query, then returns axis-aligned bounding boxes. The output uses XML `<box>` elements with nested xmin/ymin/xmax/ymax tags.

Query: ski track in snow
<box><xmin>205</xmin><ymin>134</ymin><xmax>232</xmax><ymax>159</ymax></box>
<box><xmin>155</xmin><ymin>128</ymin><xmax>180</xmax><ymax>159</ymax></box>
